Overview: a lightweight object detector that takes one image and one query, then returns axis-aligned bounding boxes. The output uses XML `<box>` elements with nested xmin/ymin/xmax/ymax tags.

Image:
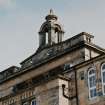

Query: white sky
<box><xmin>0</xmin><ymin>0</ymin><xmax>105</xmax><ymax>71</ymax></box>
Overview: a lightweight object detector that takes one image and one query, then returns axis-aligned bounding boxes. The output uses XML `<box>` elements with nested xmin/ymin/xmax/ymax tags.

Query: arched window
<box><xmin>88</xmin><ymin>68</ymin><xmax>97</xmax><ymax>99</ymax></box>
<box><xmin>101</xmin><ymin>63</ymin><xmax>105</xmax><ymax>95</ymax></box>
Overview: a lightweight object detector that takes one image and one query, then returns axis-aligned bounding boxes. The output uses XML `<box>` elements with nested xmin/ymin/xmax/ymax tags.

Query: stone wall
<box><xmin>76</xmin><ymin>56</ymin><xmax>105</xmax><ymax>105</ymax></box>
<box><xmin>0</xmin><ymin>47</ymin><xmax>85</xmax><ymax>98</ymax></box>
<box><xmin>0</xmin><ymin>78</ymin><xmax>71</xmax><ymax>105</ymax></box>
<box><xmin>1</xmin><ymin>79</ymin><xmax>59</xmax><ymax>105</ymax></box>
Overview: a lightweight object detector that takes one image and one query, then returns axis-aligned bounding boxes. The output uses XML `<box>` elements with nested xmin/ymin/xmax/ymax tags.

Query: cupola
<box><xmin>39</xmin><ymin>9</ymin><xmax>64</xmax><ymax>48</ymax></box>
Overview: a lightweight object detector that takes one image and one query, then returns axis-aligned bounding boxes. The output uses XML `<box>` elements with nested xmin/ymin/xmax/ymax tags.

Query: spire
<box><xmin>45</xmin><ymin>9</ymin><xmax>58</xmax><ymax>21</ymax></box>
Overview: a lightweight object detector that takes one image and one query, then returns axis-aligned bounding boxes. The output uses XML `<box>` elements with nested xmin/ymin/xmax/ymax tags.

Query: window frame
<box><xmin>22</xmin><ymin>97</ymin><xmax>36</xmax><ymax>105</ymax></box>
<box><xmin>31</xmin><ymin>99</ymin><xmax>36</xmax><ymax>105</ymax></box>
<box><xmin>88</xmin><ymin>67</ymin><xmax>97</xmax><ymax>99</ymax></box>
<box><xmin>101</xmin><ymin>63</ymin><xmax>105</xmax><ymax>95</ymax></box>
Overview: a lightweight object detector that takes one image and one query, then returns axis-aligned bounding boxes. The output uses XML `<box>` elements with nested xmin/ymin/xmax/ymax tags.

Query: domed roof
<box><xmin>39</xmin><ymin>9</ymin><xmax>64</xmax><ymax>33</ymax></box>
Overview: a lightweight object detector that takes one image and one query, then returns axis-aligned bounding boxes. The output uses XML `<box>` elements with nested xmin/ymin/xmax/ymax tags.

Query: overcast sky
<box><xmin>0</xmin><ymin>0</ymin><xmax>105</xmax><ymax>71</ymax></box>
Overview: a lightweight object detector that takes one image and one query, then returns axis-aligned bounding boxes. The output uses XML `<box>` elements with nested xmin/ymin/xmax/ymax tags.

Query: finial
<box><xmin>50</xmin><ymin>9</ymin><xmax>54</xmax><ymax>15</ymax></box>
<box><xmin>45</xmin><ymin>9</ymin><xmax>58</xmax><ymax>21</ymax></box>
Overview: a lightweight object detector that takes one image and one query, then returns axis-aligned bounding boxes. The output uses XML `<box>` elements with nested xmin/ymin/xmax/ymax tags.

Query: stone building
<box><xmin>0</xmin><ymin>10</ymin><xmax>105</xmax><ymax>105</ymax></box>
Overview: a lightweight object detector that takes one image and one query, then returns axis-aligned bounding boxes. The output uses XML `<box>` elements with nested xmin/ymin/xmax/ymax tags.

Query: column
<box><xmin>39</xmin><ymin>32</ymin><xmax>46</xmax><ymax>47</ymax></box>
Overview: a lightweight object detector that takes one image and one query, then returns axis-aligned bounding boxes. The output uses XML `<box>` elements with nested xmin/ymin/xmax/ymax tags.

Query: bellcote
<box><xmin>39</xmin><ymin>9</ymin><xmax>64</xmax><ymax>48</ymax></box>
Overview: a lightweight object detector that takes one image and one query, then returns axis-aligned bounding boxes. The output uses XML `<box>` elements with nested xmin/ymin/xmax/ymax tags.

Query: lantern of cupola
<box><xmin>39</xmin><ymin>9</ymin><xmax>64</xmax><ymax>48</ymax></box>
